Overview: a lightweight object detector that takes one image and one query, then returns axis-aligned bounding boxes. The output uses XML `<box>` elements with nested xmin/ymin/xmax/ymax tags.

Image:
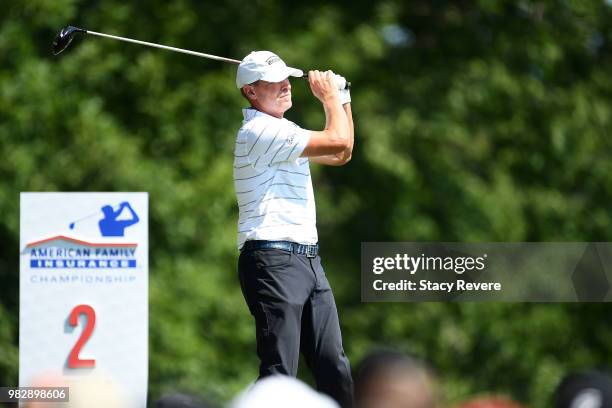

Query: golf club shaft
<box><xmin>77</xmin><ymin>28</ymin><xmax>349</xmax><ymax>88</ymax></box>
<box><xmin>69</xmin><ymin>203</ymin><xmax>122</xmax><ymax>228</ymax></box>
<box><xmin>85</xmin><ymin>30</ymin><xmax>242</xmax><ymax>64</ymax></box>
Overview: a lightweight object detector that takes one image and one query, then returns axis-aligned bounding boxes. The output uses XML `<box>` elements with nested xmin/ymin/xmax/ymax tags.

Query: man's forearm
<box><xmin>309</xmin><ymin>103</ymin><xmax>353</xmax><ymax>166</ymax></box>
<box><xmin>322</xmin><ymin>95</ymin><xmax>350</xmax><ymax>147</ymax></box>
<box><xmin>334</xmin><ymin>103</ymin><xmax>353</xmax><ymax>162</ymax></box>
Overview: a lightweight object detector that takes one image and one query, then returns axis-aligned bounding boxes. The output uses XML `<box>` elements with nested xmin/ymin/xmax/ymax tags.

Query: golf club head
<box><xmin>52</xmin><ymin>26</ymin><xmax>86</xmax><ymax>55</ymax></box>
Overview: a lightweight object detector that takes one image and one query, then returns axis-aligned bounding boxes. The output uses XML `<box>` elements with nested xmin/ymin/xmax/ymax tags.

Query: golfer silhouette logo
<box><xmin>98</xmin><ymin>201</ymin><xmax>140</xmax><ymax>237</ymax></box>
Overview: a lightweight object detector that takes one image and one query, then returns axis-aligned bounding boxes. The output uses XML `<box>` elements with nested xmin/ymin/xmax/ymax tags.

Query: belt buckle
<box><xmin>306</xmin><ymin>245</ymin><xmax>317</xmax><ymax>258</ymax></box>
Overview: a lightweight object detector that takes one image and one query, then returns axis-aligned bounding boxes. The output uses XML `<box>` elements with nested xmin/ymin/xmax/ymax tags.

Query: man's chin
<box><xmin>281</xmin><ymin>100</ymin><xmax>292</xmax><ymax>111</ymax></box>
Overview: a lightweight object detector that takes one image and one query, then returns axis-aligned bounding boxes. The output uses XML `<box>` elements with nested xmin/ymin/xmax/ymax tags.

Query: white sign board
<box><xmin>19</xmin><ymin>192</ymin><xmax>148</xmax><ymax>407</ymax></box>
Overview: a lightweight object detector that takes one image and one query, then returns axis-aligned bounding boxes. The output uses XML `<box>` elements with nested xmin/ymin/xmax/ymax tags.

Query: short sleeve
<box><xmin>246</xmin><ymin>118</ymin><xmax>311</xmax><ymax>167</ymax></box>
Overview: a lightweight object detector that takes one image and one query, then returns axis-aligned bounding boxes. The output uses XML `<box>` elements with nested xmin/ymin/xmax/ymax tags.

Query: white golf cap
<box><xmin>236</xmin><ymin>51</ymin><xmax>304</xmax><ymax>88</ymax></box>
<box><xmin>230</xmin><ymin>375</ymin><xmax>339</xmax><ymax>408</ymax></box>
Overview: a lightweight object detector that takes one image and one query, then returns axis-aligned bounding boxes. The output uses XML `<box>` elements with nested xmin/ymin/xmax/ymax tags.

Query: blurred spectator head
<box><xmin>66</xmin><ymin>375</ymin><xmax>128</xmax><ymax>408</ymax></box>
<box><xmin>23</xmin><ymin>371</ymin><xmax>68</xmax><ymax>408</ymax></box>
<box><xmin>554</xmin><ymin>371</ymin><xmax>612</xmax><ymax>408</ymax></box>
<box><xmin>456</xmin><ymin>396</ymin><xmax>526</xmax><ymax>408</ymax></box>
<box><xmin>24</xmin><ymin>372</ymin><xmax>127</xmax><ymax>408</ymax></box>
<box><xmin>154</xmin><ymin>392</ymin><xmax>215</xmax><ymax>408</ymax></box>
<box><xmin>230</xmin><ymin>375</ymin><xmax>339</xmax><ymax>408</ymax></box>
<box><xmin>354</xmin><ymin>349</ymin><xmax>439</xmax><ymax>408</ymax></box>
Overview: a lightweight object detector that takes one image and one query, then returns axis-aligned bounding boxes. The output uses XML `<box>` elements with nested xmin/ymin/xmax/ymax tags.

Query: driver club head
<box><xmin>52</xmin><ymin>26</ymin><xmax>86</xmax><ymax>55</ymax></box>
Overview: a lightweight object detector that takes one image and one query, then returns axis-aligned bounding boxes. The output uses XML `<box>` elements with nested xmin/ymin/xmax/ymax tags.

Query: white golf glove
<box><xmin>335</xmin><ymin>74</ymin><xmax>351</xmax><ymax>105</ymax></box>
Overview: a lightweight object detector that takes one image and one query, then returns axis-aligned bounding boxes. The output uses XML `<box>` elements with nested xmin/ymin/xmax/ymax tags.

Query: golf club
<box><xmin>68</xmin><ymin>203</ymin><xmax>122</xmax><ymax>230</ymax></box>
<box><xmin>52</xmin><ymin>26</ymin><xmax>350</xmax><ymax>89</ymax></box>
<box><xmin>69</xmin><ymin>210</ymin><xmax>99</xmax><ymax>230</ymax></box>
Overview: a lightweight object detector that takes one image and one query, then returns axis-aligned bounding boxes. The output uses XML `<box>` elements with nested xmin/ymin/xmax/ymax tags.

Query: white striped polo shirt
<box><xmin>234</xmin><ymin>108</ymin><xmax>317</xmax><ymax>249</ymax></box>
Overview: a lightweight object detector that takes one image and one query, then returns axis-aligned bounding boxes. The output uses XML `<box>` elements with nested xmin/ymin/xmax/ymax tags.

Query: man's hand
<box><xmin>300</xmin><ymin>70</ymin><xmax>352</xmax><ymax>159</ymax></box>
<box><xmin>309</xmin><ymin>70</ymin><xmax>339</xmax><ymax>103</ymax></box>
<box><xmin>336</xmin><ymin>74</ymin><xmax>351</xmax><ymax>105</ymax></box>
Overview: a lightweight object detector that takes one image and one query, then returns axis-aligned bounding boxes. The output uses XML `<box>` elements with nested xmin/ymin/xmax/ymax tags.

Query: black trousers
<box><xmin>238</xmin><ymin>247</ymin><xmax>354</xmax><ymax>408</ymax></box>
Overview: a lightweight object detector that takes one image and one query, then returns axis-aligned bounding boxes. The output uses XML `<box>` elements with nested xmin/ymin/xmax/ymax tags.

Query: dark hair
<box><xmin>354</xmin><ymin>349</ymin><xmax>433</xmax><ymax>384</ymax></box>
<box><xmin>554</xmin><ymin>371</ymin><xmax>612</xmax><ymax>408</ymax></box>
<box><xmin>154</xmin><ymin>392</ymin><xmax>217</xmax><ymax>408</ymax></box>
<box><xmin>354</xmin><ymin>348</ymin><xmax>438</xmax><ymax>405</ymax></box>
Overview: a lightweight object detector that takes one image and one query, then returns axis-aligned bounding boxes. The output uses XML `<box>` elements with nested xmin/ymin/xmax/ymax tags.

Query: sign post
<box><xmin>19</xmin><ymin>192</ymin><xmax>148</xmax><ymax>407</ymax></box>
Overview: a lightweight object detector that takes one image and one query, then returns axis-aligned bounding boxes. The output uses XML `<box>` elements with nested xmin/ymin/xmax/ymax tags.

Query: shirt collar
<box><xmin>242</xmin><ymin>107</ymin><xmax>286</xmax><ymax>122</ymax></box>
<box><xmin>242</xmin><ymin>107</ymin><xmax>263</xmax><ymax>121</ymax></box>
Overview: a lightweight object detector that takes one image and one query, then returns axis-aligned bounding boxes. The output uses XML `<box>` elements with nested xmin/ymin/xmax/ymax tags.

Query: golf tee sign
<box><xmin>19</xmin><ymin>192</ymin><xmax>148</xmax><ymax>407</ymax></box>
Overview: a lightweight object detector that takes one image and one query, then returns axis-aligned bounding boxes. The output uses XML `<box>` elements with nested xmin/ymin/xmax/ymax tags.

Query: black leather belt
<box><xmin>241</xmin><ymin>240</ymin><xmax>319</xmax><ymax>258</ymax></box>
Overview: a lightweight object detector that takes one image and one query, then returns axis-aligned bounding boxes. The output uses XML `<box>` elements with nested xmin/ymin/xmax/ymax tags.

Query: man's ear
<box><xmin>241</xmin><ymin>85</ymin><xmax>256</xmax><ymax>102</ymax></box>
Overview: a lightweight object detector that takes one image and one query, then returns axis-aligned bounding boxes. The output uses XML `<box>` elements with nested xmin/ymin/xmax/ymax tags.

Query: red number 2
<box><xmin>67</xmin><ymin>304</ymin><xmax>96</xmax><ymax>368</ymax></box>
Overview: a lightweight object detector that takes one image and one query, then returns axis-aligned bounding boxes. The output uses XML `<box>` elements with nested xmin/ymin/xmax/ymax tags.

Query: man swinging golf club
<box><xmin>51</xmin><ymin>24</ymin><xmax>355</xmax><ymax>405</ymax></box>
<box><xmin>234</xmin><ymin>51</ymin><xmax>354</xmax><ymax>408</ymax></box>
